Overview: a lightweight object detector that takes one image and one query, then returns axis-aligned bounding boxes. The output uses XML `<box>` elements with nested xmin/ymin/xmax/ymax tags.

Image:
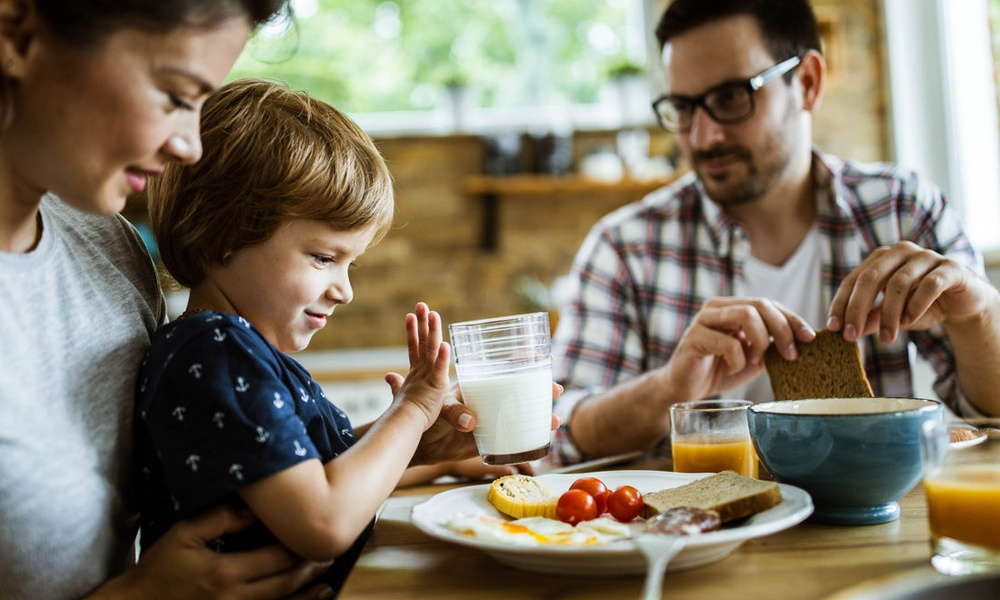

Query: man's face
<box><xmin>662</xmin><ymin>15</ymin><xmax>806</xmax><ymax>208</ymax></box>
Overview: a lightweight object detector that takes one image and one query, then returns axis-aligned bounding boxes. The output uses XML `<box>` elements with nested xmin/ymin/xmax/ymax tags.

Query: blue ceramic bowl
<box><xmin>748</xmin><ymin>397</ymin><xmax>943</xmax><ymax>525</ymax></box>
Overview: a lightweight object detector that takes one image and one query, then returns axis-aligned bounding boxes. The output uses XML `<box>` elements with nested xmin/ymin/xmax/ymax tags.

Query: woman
<box><xmin>0</xmin><ymin>2</ymin><xmax>334</xmax><ymax>598</ymax></box>
<box><xmin>0</xmin><ymin>2</ymin><xmax>531</xmax><ymax>596</ymax></box>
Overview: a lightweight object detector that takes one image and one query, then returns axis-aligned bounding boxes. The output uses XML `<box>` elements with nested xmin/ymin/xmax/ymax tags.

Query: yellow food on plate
<box><xmin>487</xmin><ymin>474</ymin><xmax>559</xmax><ymax>519</ymax></box>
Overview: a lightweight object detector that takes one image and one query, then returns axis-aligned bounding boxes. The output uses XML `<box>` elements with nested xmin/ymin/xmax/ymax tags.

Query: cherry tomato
<box><xmin>556</xmin><ymin>489</ymin><xmax>598</xmax><ymax>525</ymax></box>
<box><xmin>607</xmin><ymin>485</ymin><xmax>643</xmax><ymax>522</ymax></box>
<box><xmin>569</xmin><ymin>477</ymin><xmax>610</xmax><ymax>515</ymax></box>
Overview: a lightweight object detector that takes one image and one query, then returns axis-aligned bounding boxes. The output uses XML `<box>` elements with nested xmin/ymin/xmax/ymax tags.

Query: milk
<box><xmin>457</xmin><ymin>364</ymin><xmax>552</xmax><ymax>464</ymax></box>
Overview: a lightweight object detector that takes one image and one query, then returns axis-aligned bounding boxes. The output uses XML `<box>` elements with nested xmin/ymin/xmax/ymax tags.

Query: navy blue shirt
<box><xmin>134</xmin><ymin>311</ymin><xmax>357</xmax><ymax>554</ymax></box>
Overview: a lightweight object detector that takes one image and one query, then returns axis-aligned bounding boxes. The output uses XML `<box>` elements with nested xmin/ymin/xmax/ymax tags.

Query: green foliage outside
<box><xmin>230</xmin><ymin>0</ymin><xmax>633</xmax><ymax>114</ymax></box>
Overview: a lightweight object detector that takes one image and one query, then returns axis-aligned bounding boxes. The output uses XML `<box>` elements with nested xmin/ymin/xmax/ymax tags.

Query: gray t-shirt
<box><xmin>0</xmin><ymin>196</ymin><xmax>165</xmax><ymax>600</ymax></box>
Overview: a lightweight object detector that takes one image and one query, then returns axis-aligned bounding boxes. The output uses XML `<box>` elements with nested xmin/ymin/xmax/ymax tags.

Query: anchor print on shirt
<box><xmin>188</xmin><ymin>363</ymin><xmax>202</xmax><ymax>379</ymax></box>
<box><xmin>255</xmin><ymin>426</ymin><xmax>270</xmax><ymax>444</ymax></box>
<box><xmin>172</xmin><ymin>406</ymin><xmax>187</xmax><ymax>422</ymax></box>
<box><xmin>213</xmin><ymin>412</ymin><xmax>226</xmax><ymax>429</ymax></box>
<box><xmin>273</xmin><ymin>392</ymin><xmax>285</xmax><ymax>409</ymax></box>
<box><xmin>235</xmin><ymin>377</ymin><xmax>250</xmax><ymax>393</ymax></box>
<box><xmin>229</xmin><ymin>464</ymin><xmax>244</xmax><ymax>481</ymax></box>
<box><xmin>298</xmin><ymin>387</ymin><xmax>311</xmax><ymax>403</ymax></box>
<box><xmin>293</xmin><ymin>440</ymin><xmax>308</xmax><ymax>457</ymax></box>
<box><xmin>213</xmin><ymin>328</ymin><xmax>227</xmax><ymax>342</ymax></box>
<box><xmin>186</xmin><ymin>454</ymin><xmax>201</xmax><ymax>472</ymax></box>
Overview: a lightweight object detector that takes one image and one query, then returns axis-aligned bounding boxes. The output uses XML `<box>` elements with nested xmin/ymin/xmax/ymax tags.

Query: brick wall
<box><xmin>132</xmin><ymin>0</ymin><xmax>887</xmax><ymax>352</ymax></box>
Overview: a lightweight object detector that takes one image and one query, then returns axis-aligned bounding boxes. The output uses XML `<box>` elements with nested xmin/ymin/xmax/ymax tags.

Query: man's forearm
<box><xmin>567</xmin><ymin>370</ymin><xmax>677</xmax><ymax>457</ymax></box>
<box><xmin>946</xmin><ymin>298</ymin><xmax>1000</xmax><ymax>416</ymax></box>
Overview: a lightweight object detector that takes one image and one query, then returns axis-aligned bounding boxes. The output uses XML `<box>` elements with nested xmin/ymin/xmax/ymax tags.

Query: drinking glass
<box><xmin>920</xmin><ymin>418</ymin><xmax>1000</xmax><ymax>575</ymax></box>
<box><xmin>670</xmin><ymin>399</ymin><xmax>757</xmax><ymax>477</ymax></box>
<box><xmin>449</xmin><ymin>312</ymin><xmax>552</xmax><ymax>465</ymax></box>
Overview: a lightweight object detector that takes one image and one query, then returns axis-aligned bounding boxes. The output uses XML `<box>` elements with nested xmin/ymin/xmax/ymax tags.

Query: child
<box><xmin>134</xmin><ymin>77</ymin><xmax>495</xmax><ymax>590</ymax></box>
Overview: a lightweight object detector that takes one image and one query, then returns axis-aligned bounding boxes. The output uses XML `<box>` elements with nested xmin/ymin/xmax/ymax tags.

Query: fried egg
<box><xmin>445</xmin><ymin>513</ymin><xmax>632</xmax><ymax>547</ymax></box>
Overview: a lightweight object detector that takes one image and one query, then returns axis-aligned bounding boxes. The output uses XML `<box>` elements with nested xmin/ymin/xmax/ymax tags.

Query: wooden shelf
<box><xmin>462</xmin><ymin>173</ymin><xmax>680</xmax><ymax>197</ymax></box>
<box><xmin>462</xmin><ymin>173</ymin><xmax>683</xmax><ymax>250</ymax></box>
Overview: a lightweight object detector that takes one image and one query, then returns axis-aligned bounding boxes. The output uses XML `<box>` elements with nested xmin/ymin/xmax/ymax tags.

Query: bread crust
<box><xmin>764</xmin><ymin>329</ymin><xmax>874</xmax><ymax>401</ymax></box>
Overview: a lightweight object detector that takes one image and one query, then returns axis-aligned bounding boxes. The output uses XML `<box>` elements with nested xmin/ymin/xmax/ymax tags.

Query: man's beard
<box><xmin>692</xmin><ymin>130</ymin><xmax>793</xmax><ymax>209</ymax></box>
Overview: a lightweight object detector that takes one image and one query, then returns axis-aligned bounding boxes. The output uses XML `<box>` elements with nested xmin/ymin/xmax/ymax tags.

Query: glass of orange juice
<box><xmin>670</xmin><ymin>399</ymin><xmax>757</xmax><ymax>477</ymax></box>
<box><xmin>920</xmin><ymin>418</ymin><xmax>1000</xmax><ymax>575</ymax></box>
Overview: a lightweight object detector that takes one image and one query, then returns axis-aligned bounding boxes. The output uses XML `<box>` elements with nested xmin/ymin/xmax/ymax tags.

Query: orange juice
<box><xmin>671</xmin><ymin>436</ymin><xmax>758</xmax><ymax>477</ymax></box>
<box><xmin>924</xmin><ymin>465</ymin><xmax>1000</xmax><ymax>550</ymax></box>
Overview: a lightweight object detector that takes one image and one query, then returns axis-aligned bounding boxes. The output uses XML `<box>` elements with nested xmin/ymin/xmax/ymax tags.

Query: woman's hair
<box><xmin>656</xmin><ymin>0</ymin><xmax>821</xmax><ymax>65</ymax></box>
<box><xmin>148</xmin><ymin>78</ymin><xmax>395</xmax><ymax>288</ymax></box>
<box><xmin>0</xmin><ymin>0</ymin><xmax>288</xmax><ymax>135</ymax></box>
<box><xmin>34</xmin><ymin>0</ymin><xmax>287</xmax><ymax>45</ymax></box>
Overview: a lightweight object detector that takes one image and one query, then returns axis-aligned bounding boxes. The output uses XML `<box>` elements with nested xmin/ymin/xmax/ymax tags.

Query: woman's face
<box><xmin>1</xmin><ymin>16</ymin><xmax>251</xmax><ymax>215</ymax></box>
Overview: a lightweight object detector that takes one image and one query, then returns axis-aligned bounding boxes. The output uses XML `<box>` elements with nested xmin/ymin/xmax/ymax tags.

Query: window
<box><xmin>231</xmin><ymin>0</ymin><xmax>654</xmax><ymax>135</ymax></box>
<box><xmin>883</xmin><ymin>0</ymin><xmax>1000</xmax><ymax>255</ymax></box>
<box><xmin>992</xmin><ymin>0</ymin><xmax>1000</xmax><ymax>117</ymax></box>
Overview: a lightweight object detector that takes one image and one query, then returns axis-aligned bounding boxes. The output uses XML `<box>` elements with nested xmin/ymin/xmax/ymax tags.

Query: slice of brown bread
<box><xmin>641</xmin><ymin>471</ymin><xmax>782</xmax><ymax>523</ymax></box>
<box><xmin>764</xmin><ymin>329</ymin><xmax>874</xmax><ymax>401</ymax></box>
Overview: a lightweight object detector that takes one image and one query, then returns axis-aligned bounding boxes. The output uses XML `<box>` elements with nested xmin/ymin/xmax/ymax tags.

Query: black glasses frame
<box><xmin>651</xmin><ymin>55</ymin><xmax>802</xmax><ymax>132</ymax></box>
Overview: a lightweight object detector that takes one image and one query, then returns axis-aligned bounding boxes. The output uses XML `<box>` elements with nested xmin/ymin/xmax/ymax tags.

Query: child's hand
<box><xmin>383</xmin><ymin>303</ymin><xmax>451</xmax><ymax>429</ymax></box>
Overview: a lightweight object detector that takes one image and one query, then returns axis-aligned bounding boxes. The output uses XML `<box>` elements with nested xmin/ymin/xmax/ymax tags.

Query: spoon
<box><xmin>631</xmin><ymin>512</ymin><xmax>689</xmax><ymax>600</ymax></box>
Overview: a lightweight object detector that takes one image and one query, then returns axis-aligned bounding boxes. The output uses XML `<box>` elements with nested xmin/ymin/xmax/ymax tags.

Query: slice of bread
<box><xmin>764</xmin><ymin>329</ymin><xmax>874</xmax><ymax>401</ymax></box>
<box><xmin>641</xmin><ymin>471</ymin><xmax>781</xmax><ymax>523</ymax></box>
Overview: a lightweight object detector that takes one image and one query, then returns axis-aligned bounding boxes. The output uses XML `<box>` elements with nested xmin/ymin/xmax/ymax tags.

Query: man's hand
<box><xmin>827</xmin><ymin>241</ymin><xmax>997</xmax><ymax>342</ymax></box>
<box><xmin>663</xmin><ymin>297</ymin><xmax>816</xmax><ymax>400</ymax></box>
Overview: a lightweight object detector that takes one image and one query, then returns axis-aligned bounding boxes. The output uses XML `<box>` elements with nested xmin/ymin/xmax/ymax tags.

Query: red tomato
<box><xmin>556</xmin><ymin>489</ymin><xmax>598</xmax><ymax>525</ymax></box>
<box><xmin>607</xmin><ymin>485</ymin><xmax>643</xmax><ymax>522</ymax></box>
<box><xmin>569</xmin><ymin>477</ymin><xmax>610</xmax><ymax>515</ymax></box>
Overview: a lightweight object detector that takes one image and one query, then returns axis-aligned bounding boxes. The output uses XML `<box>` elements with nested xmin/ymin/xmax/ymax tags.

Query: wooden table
<box><xmin>338</xmin><ymin>460</ymin><xmax>942</xmax><ymax>600</ymax></box>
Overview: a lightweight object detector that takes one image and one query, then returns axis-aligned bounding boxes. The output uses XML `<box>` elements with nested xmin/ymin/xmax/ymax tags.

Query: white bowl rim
<box><xmin>748</xmin><ymin>397</ymin><xmax>942</xmax><ymax>417</ymax></box>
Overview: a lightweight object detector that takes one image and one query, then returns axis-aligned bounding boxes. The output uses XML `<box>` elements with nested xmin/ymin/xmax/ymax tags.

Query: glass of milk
<box><xmin>449</xmin><ymin>312</ymin><xmax>553</xmax><ymax>465</ymax></box>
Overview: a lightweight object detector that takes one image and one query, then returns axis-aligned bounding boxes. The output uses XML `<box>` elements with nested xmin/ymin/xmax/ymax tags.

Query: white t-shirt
<box><xmin>0</xmin><ymin>196</ymin><xmax>165</xmax><ymax>600</ymax></box>
<box><xmin>731</xmin><ymin>225</ymin><xmax>825</xmax><ymax>402</ymax></box>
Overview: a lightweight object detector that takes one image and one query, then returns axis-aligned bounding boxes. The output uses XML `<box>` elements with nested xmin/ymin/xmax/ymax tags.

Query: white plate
<box><xmin>410</xmin><ymin>470</ymin><xmax>813</xmax><ymax>576</ymax></box>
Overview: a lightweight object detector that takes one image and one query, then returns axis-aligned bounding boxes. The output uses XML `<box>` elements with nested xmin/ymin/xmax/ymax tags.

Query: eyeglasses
<box><xmin>651</xmin><ymin>55</ymin><xmax>801</xmax><ymax>133</ymax></box>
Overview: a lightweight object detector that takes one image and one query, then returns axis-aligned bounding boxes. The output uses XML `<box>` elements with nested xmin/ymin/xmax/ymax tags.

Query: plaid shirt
<box><xmin>549</xmin><ymin>150</ymin><xmax>985</xmax><ymax>465</ymax></box>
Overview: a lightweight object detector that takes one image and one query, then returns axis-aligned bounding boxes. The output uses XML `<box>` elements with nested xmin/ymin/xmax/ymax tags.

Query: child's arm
<box><xmin>237</xmin><ymin>303</ymin><xmax>450</xmax><ymax>561</ymax></box>
<box><xmin>397</xmin><ymin>457</ymin><xmax>517</xmax><ymax>487</ymax></box>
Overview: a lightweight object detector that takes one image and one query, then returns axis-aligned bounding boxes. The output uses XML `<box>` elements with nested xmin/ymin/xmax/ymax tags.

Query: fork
<box><xmin>632</xmin><ymin>532</ymin><xmax>686</xmax><ymax>600</ymax></box>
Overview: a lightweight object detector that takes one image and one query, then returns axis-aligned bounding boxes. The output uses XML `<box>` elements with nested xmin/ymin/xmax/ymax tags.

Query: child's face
<box><xmin>213</xmin><ymin>219</ymin><xmax>375</xmax><ymax>353</ymax></box>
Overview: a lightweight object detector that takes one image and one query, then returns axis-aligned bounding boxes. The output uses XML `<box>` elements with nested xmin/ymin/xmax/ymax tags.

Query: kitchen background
<box><xmin>122</xmin><ymin>0</ymin><xmax>1000</xmax><ymax>422</ymax></box>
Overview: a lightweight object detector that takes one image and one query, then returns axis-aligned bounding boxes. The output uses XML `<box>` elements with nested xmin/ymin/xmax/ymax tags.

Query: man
<box><xmin>549</xmin><ymin>0</ymin><xmax>1000</xmax><ymax>464</ymax></box>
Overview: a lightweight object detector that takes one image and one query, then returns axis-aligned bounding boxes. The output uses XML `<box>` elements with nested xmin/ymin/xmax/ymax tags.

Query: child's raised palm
<box><xmin>384</xmin><ymin>303</ymin><xmax>451</xmax><ymax>429</ymax></box>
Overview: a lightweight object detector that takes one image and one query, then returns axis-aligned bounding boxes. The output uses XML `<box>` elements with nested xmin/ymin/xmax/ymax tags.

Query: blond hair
<box><xmin>149</xmin><ymin>78</ymin><xmax>394</xmax><ymax>288</ymax></box>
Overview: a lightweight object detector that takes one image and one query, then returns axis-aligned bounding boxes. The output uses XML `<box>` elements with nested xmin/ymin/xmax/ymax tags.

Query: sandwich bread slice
<box><xmin>764</xmin><ymin>328</ymin><xmax>874</xmax><ymax>401</ymax></box>
<box><xmin>642</xmin><ymin>470</ymin><xmax>781</xmax><ymax>523</ymax></box>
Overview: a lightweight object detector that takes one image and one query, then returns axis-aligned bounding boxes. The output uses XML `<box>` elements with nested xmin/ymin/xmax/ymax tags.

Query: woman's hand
<box><xmin>95</xmin><ymin>506</ymin><xmax>331</xmax><ymax>600</ymax></box>
<box><xmin>386</xmin><ymin>379</ymin><xmax>563</xmax><ymax>467</ymax></box>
